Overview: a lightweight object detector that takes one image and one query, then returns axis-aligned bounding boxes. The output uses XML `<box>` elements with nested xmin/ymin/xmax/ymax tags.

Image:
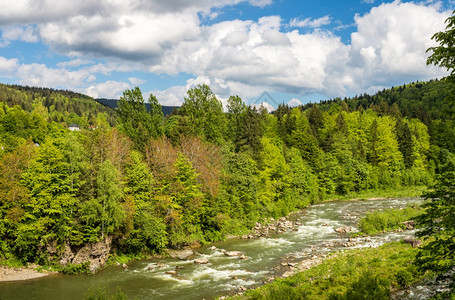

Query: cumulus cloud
<box><xmin>1</xmin><ymin>25</ymin><xmax>38</xmax><ymax>42</ymax></box>
<box><xmin>0</xmin><ymin>57</ymin><xmax>19</xmax><ymax>77</ymax></box>
<box><xmin>129</xmin><ymin>77</ymin><xmax>146</xmax><ymax>86</ymax></box>
<box><xmin>0</xmin><ymin>0</ymin><xmax>451</xmax><ymax>102</ymax></box>
<box><xmin>57</xmin><ymin>59</ymin><xmax>94</xmax><ymax>68</ymax></box>
<box><xmin>347</xmin><ymin>0</ymin><xmax>450</xmax><ymax>93</ymax></box>
<box><xmin>288</xmin><ymin>98</ymin><xmax>303</xmax><ymax>107</ymax></box>
<box><xmin>289</xmin><ymin>16</ymin><xmax>331</xmax><ymax>28</ymax></box>
<box><xmin>86</xmin><ymin>81</ymin><xmax>131</xmax><ymax>99</ymax></box>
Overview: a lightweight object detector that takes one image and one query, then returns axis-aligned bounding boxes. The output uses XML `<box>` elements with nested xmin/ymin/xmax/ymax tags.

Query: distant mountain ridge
<box><xmin>96</xmin><ymin>98</ymin><xmax>177</xmax><ymax>116</ymax></box>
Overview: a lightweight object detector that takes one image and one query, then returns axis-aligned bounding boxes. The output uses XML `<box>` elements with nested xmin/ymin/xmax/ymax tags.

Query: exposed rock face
<box><xmin>59</xmin><ymin>237</ymin><xmax>112</xmax><ymax>273</ymax></box>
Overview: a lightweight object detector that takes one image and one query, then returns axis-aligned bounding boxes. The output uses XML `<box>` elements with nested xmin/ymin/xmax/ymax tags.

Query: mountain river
<box><xmin>0</xmin><ymin>197</ymin><xmax>422</xmax><ymax>299</ymax></box>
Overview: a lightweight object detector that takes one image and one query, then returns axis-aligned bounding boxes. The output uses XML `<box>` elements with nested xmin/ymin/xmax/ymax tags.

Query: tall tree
<box><xmin>179</xmin><ymin>84</ymin><xmax>226</xmax><ymax>143</ymax></box>
<box><xmin>415</xmin><ymin>150</ymin><xmax>455</xmax><ymax>273</ymax></box>
<box><xmin>426</xmin><ymin>10</ymin><xmax>455</xmax><ymax>81</ymax></box>
<box><xmin>117</xmin><ymin>87</ymin><xmax>157</xmax><ymax>151</ymax></box>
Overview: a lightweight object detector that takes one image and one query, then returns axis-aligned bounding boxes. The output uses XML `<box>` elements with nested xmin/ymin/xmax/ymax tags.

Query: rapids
<box><xmin>0</xmin><ymin>197</ymin><xmax>421</xmax><ymax>299</ymax></box>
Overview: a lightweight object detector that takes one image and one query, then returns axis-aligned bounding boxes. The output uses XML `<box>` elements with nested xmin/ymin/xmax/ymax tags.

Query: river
<box><xmin>0</xmin><ymin>197</ymin><xmax>421</xmax><ymax>299</ymax></box>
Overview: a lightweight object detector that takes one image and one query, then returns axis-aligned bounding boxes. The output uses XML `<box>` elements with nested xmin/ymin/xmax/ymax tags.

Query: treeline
<box><xmin>0</xmin><ymin>80</ymin><xmax>443</xmax><ymax>267</ymax></box>
<box><xmin>301</xmin><ymin>79</ymin><xmax>455</xmax><ymax>154</ymax></box>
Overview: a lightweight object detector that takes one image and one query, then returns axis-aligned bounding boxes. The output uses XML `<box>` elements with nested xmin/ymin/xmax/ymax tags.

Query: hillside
<box><xmin>0</xmin><ymin>80</ymin><xmax>452</xmax><ymax>275</ymax></box>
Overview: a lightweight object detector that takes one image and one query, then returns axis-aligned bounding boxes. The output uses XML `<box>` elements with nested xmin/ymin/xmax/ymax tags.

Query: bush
<box><xmin>60</xmin><ymin>262</ymin><xmax>91</xmax><ymax>275</ymax></box>
<box><xmin>344</xmin><ymin>270</ymin><xmax>390</xmax><ymax>300</ymax></box>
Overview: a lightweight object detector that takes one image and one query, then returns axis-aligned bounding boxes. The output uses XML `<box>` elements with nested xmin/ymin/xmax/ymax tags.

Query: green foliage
<box><xmin>0</xmin><ymin>81</ymin><xmax>441</xmax><ymax>269</ymax></box>
<box><xmin>60</xmin><ymin>262</ymin><xmax>91</xmax><ymax>275</ymax></box>
<box><xmin>426</xmin><ymin>10</ymin><xmax>455</xmax><ymax>81</ymax></box>
<box><xmin>84</xmin><ymin>287</ymin><xmax>128</xmax><ymax>300</ymax></box>
<box><xmin>415</xmin><ymin>149</ymin><xmax>455</xmax><ymax>273</ymax></box>
<box><xmin>358</xmin><ymin>206</ymin><xmax>421</xmax><ymax>235</ymax></box>
<box><xmin>233</xmin><ymin>242</ymin><xmax>422</xmax><ymax>300</ymax></box>
<box><xmin>340</xmin><ymin>270</ymin><xmax>390</xmax><ymax>300</ymax></box>
<box><xmin>117</xmin><ymin>87</ymin><xmax>162</xmax><ymax>151</ymax></box>
<box><xmin>179</xmin><ymin>84</ymin><xmax>226</xmax><ymax>144</ymax></box>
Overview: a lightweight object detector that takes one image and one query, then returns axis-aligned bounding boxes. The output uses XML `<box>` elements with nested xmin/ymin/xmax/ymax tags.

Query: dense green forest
<box><xmin>0</xmin><ymin>79</ymin><xmax>452</xmax><ymax>270</ymax></box>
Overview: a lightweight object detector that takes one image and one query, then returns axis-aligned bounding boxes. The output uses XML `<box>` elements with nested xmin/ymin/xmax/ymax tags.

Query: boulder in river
<box><xmin>224</xmin><ymin>251</ymin><xmax>243</xmax><ymax>257</ymax></box>
<box><xmin>194</xmin><ymin>258</ymin><xmax>209</xmax><ymax>264</ymax></box>
<box><xmin>334</xmin><ymin>226</ymin><xmax>352</xmax><ymax>233</ymax></box>
<box><xmin>165</xmin><ymin>270</ymin><xmax>177</xmax><ymax>275</ymax></box>
<box><xmin>165</xmin><ymin>249</ymin><xmax>194</xmax><ymax>260</ymax></box>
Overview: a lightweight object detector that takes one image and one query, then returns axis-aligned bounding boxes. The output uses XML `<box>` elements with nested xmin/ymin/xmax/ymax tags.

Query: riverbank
<box><xmin>0</xmin><ymin>265</ymin><xmax>54</xmax><ymax>282</ymax></box>
<box><xmin>228</xmin><ymin>242</ymin><xmax>425</xmax><ymax>299</ymax></box>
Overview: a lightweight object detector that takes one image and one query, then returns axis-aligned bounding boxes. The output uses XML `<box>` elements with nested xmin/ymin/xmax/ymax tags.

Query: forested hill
<box><xmin>294</xmin><ymin>79</ymin><xmax>455</xmax><ymax>153</ymax></box>
<box><xmin>300</xmin><ymin>79</ymin><xmax>453</xmax><ymax>124</ymax></box>
<box><xmin>0</xmin><ymin>83</ymin><xmax>117</xmax><ymax>126</ymax></box>
<box><xmin>0</xmin><ymin>79</ymin><xmax>454</xmax><ymax>273</ymax></box>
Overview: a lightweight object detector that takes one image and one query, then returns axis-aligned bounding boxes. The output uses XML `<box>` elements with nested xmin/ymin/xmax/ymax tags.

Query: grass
<box><xmin>228</xmin><ymin>242</ymin><xmax>426</xmax><ymax>300</ymax></box>
<box><xmin>357</xmin><ymin>205</ymin><xmax>422</xmax><ymax>235</ymax></box>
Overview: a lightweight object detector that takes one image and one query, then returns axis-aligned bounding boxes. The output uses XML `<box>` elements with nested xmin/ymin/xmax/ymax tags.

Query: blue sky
<box><xmin>0</xmin><ymin>0</ymin><xmax>453</xmax><ymax>109</ymax></box>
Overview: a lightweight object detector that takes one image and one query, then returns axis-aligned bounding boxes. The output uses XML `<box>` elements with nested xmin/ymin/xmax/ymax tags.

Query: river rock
<box><xmin>239</xmin><ymin>255</ymin><xmax>248</xmax><ymax>260</ymax></box>
<box><xmin>334</xmin><ymin>226</ymin><xmax>352</xmax><ymax>233</ymax></box>
<box><xmin>403</xmin><ymin>236</ymin><xmax>422</xmax><ymax>248</ymax></box>
<box><xmin>238</xmin><ymin>286</ymin><xmax>247</xmax><ymax>292</ymax></box>
<box><xmin>209</xmin><ymin>246</ymin><xmax>217</xmax><ymax>251</ymax></box>
<box><xmin>224</xmin><ymin>251</ymin><xmax>243</xmax><ymax>257</ymax></box>
<box><xmin>165</xmin><ymin>270</ymin><xmax>177</xmax><ymax>275</ymax></box>
<box><xmin>194</xmin><ymin>258</ymin><xmax>209</xmax><ymax>264</ymax></box>
<box><xmin>401</xmin><ymin>220</ymin><xmax>415</xmax><ymax>230</ymax></box>
<box><xmin>166</xmin><ymin>249</ymin><xmax>194</xmax><ymax>260</ymax></box>
<box><xmin>282</xmin><ymin>271</ymin><xmax>294</xmax><ymax>278</ymax></box>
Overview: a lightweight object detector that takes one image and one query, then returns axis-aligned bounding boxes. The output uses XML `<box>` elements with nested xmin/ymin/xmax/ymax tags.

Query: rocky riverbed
<box><xmin>0</xmin><ymin>197</ymin><xmax>423</xmax><ymax>300</ymax></box>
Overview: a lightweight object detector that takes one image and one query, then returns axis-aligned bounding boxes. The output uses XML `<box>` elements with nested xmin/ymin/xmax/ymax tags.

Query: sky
<box><xmin>0</xmin><ymin>0</ymin><xmax>453</xmax><ymax>109</ymax></box>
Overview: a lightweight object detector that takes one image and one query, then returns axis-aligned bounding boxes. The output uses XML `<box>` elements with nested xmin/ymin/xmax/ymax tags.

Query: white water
<box><xmin>0</xmin><ymin>197</ymin><xmax>422</xmax><ymax>300</ymax></box>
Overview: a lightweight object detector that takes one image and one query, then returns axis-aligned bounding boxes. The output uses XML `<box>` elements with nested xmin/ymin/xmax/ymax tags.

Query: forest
<box><xmin>0</xmin><ymin>79</ymin><xmax>453</xmax><ymax>272</ymax></box>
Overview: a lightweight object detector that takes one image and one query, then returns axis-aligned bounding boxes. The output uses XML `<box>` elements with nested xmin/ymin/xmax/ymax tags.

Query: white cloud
<box><xmin>129</xmin><ymin>77</ymin><xmax>146</xmax><ymax>86</ymax></box>
<box><xmin>86</xmin><ymin>81</ymin><xmax>131</xmax><ymax>99</ymax></box>
<box><xmin>288</xmin><ymin>98</ymin><xmax>302</xmax><ymax>107</ymax></box>
<box><xmin>57</xmin><ymin>59</ymin><xmax>94</xmax><ymax>68</ymax></box>
<box><xmin>0</xmin><ymin>0</ymin><xmax>451</xmax><ymax>102</ymax></box>
<box><xmin>289</xmin><ymin>15</ymin><xmax>331</xmax><ymax>28</ymax></box>
<box><xmin>16</xmin><ymin>63</ymin><xmax>92</xmax><ymax>88</ymax></box>
<box><xmin>0</xmin><ymin>57</ymin><xmax>19</xmax><ymax>76</ymax></box>
<box><xmin>1</xmin><ymin>25</ymin><xmax>38</xmax><ymax>42</ymax></box>
<box><xmin>347</xmin><ymin>0</ymin><xmax>450</xmax><ymax>93</ymax></box>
